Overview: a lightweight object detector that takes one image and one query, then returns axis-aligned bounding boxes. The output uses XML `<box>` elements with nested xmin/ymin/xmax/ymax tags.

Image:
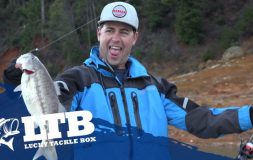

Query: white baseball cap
<box><xmin>98</xmin><ymin>2</ymin><xmax>139</xmax><ymax>30</ymax></box>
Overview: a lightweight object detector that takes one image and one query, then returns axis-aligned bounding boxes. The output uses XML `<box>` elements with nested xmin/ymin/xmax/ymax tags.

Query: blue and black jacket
<box><xmin>3</xmin><ymin>47</ymin><xmax>253</xmax><ymax>159</ymax></box>
<box><xmin>55</xmin><ymin>46</ymin><xmax>253</xmax><ymax>138</ymax></box>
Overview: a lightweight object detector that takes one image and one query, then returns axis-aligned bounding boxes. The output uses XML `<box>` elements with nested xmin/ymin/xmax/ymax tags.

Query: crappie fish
<box><xmin>0</xmin><ymin>118</ymin><xmax>20</xmax><ymax>150</ymax></box>
<box><xmin>14</xmin><ymin>53</ymin><xmax>68</xmax><ymax>160</ymax></box>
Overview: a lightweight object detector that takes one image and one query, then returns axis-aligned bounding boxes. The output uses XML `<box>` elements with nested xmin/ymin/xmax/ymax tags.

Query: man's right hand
<box><xmin>3</xmin><ymin>59</ymin><xmax>22</xmax><ymax>85</ymax></box>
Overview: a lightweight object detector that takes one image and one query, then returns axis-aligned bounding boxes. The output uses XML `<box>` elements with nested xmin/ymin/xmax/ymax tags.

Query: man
<box><xmin>3</xmin><ymin>1</ymin><xmax>253</xmax><ymax>160</ymax></box>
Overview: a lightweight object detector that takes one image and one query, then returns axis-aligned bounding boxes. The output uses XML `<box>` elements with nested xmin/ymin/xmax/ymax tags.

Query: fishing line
<box><xmin>30</xmin><ymin>16</ymin><xmax>99</xmax><ymax>53</ymax></box>
<box><xmin>30</xmin><ymin>0</ymin><xmax>131</xmax><ymax>53</ymax></box>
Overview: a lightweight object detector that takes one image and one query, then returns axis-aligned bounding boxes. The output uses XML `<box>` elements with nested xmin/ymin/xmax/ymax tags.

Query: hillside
<box><xmin>1</xmin><ymin>0</ymin><xmax>253</xmax><ymax>77</ymax></box>
<box><xmin>168</xmin><ymin>53</ymin><xmax>253</xmax><ymax>157</ymax></box>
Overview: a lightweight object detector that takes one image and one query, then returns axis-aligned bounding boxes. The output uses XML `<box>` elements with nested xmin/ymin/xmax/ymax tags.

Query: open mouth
<box><xmin>15</xmin><ymin>63</ymin><xmax>34</xmax><ymax>74</ymax></box>
<box><xmin>23</xmin><ymin>69</ymin><xmax>34</xmax><ymax>75</ymax></box>
<box><xmin>109</xmin><ymin>46</ymin><xmax>122</xmax><ymax>58</ymax></box>
<box><xmin>109</xmin><ymin>46</ymin><xmax>122</xmax><ymax>51</ymax></box>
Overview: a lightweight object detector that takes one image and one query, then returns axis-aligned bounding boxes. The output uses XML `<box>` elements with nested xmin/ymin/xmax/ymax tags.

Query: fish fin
<box><xmin>33</xmin><ymin>147</ymin><xmax>43</xmax><ymax>160</ymax></box>
<box><xmin>54</xmin><ymin>82</ymin><xmax>61</xmax><ymax>96</ymax></box>
<box><xmin>54</xmin><ymin>81</ymin><xmax>69</xmax><ymax>95</ymax></box>
<box><xmin>33</xmin><ymin>141</ymin><xmax>57</xmax><ymax>160</ymax></box>
<box><xmin>13</xmin><ymin>85</ymin><xmax>22</xmax><ymax>97</ymax></box>
<box><xmin>5</xmin><ymin>137</ymin><xmax>14</xmax><ymax>151</ymax></box>
<box><xmin>14</xmin><ymin>85</ymin><xmax>22</xmax><ymax>92</ymax></box>
<box><xmin>44</xmin><ymin>144</ymin><xmax>57</xmax><ymax>160</ymax></box>
<box><xmin>58</xmin><ymin>103</ymin><xmax>66</xmax><ymax>113</ymax></box>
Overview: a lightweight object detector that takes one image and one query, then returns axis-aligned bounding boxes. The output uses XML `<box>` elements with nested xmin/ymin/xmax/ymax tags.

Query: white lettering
<box><xmin>66</xmin><ymin>111</ymin><xmax>95</xmax><ymax>137</ymax></box>
<box><xmin>22</xmin><ymin>116</ymin><xmax>47</xmax><ymax>142</ymax></box>
<box><xmin>22</xmin><ymin>111</ymin><xmax>95</xmax><ymax>142</ymax></box>
<box><xmin>80</xmin><ymin>137</ymin><xmax>96</xmax><ymax>143</ymax></box>
<box><xmin>41</xmin><ymin>113</ymin><xmax>65</xmax><ymax>139</ymax></box>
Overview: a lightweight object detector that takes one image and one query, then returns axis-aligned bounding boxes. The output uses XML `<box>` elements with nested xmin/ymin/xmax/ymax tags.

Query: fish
<box><xmin>14</xmin><ymin>53</ymin><xmax>68</xmax><ymax>160</ymax></box>
<box><xmin>0</xmin><ymin>118</ymin><xmax>20</xmax><ymax>151</ymax></box>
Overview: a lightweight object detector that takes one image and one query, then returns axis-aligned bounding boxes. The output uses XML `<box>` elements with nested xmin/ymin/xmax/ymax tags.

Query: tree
<box><xmin>142</xmin><ymin>0</ymin><xmax>169</xmax><ymax>30</ymax></box>
<box><xmin>47</xmin><ymin>0</ymin><xmax>82</xmax><ymax>67</ymax></box>
<box><xmin>175</xmin><ymin>0</ymin><xmax>203</xmax><ymax>44</ymax></box>
<box><xmin>41</xmin><ymin>0</ymin><xmax>45</xmax><ymax>25</ymax></box>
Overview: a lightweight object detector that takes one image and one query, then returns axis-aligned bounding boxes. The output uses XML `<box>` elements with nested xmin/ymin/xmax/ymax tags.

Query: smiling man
<box><xmin>97</xmin><ymin>2</ymin><xmax>139</xmax><ymax>70</ymax></box>
<box><xmin>97</xmin><ymin>21</ymin><xmax>138</xmax><ymax>69</ymax></box>
<box><xmin>97</xmin><ymin>1</ymin><xmax>139</xmax><ymax>70</ymax></box>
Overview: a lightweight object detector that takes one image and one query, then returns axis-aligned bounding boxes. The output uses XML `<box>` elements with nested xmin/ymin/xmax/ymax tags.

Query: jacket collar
<box><xmin>84</xmin><ymin>46</ymin><xmax>149</xmax><ymax>78</ymax></box>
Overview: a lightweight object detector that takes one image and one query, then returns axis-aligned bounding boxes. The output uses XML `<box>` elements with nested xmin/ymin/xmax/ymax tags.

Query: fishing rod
<box><xmin>236</xmin><ymin>134</ymin><xmax>253</xmax><ymax>160</ymax></box>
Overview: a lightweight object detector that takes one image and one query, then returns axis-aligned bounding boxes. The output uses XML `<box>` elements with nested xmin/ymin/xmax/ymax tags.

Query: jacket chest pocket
<box><xmin>131</xmin><ymin>92</ymin><xmax>143</xmax><ymax>135</ymax></box>
<box><xmin>109</xmin><ymin>91</ymin><xmax>122</xmax><ymax>135</ymax></box>
<box><xmin>108</xmin><ymin>91</ymin><xmax>143</xmax><ymax>136</ymax></box>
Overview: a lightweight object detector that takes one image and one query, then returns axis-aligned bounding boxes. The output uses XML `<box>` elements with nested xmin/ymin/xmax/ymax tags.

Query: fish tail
<box><xmin>33</xmin><ymin>140</ymin><xmax>57</xmax><ymax>160</ymax></box>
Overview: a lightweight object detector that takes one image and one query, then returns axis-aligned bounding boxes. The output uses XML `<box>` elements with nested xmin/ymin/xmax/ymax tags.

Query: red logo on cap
<box><xmin>112</xmin><ymin>5</ymin><xmax>127</xmax><ymax>18</ymax></box>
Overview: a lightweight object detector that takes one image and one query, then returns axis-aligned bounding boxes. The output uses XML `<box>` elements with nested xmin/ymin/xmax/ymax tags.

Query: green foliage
<box><xmin>73</xmin><ymin>0</ymin><xmax>98</xmax><ymax>48</ymax></box>
<box><xmin>202</xmin><ymin>50</ymin><xmax>214</xmax><ymax>62</ymax></box>
<box><xmin>215</xmin><ymin>16</ymin><xmax>226</xmax><ymax>26</ymax></box>
<box><xmin>0</xmin><ymin>1</ymin><xmax>26</xmax><ymax>49</ymax></box>
<box><xmin>48</xmin><ymin>0</ymin><xmax>83</xmax><ymax>65</ymax></box>
<box><xmin>9</xmin><ymin>0</ymin><xmax>52</xmax><ymax>52</ymax></box>
<box><xmin>219</xmin><ymin>28</ymin><xmax>237</xmax><ymax>49</ymax></box>
<box><xmin>161</xmin><ymin>0</ymin><xmax>176</xmax><ymax>6</ymax></box>
<box><xmin>142</xmin><ymin>0</ymin><xmax>168</xmax><ymax>31</ymax></box>
<box><xmin>202</xmin><ymin>1</ymin><xmax>224</xmax><ymax>17</ymax></box>
<box><xmin>219</xmin><ymin>4</ymin><xmax>253</xmax><ymax>49</ymax></box>
<box><xmin>235</xmin><ymin>5</ymin><xmax>253</xmax><ymax>37</ymax></box>
<box><xmin>175</xmin><ymin>0</ymin><xmax>203</xmax><ymax>45</ymax></box>
<box><xmin>2</xmin><ymin>0</ymin><xmax>253</xmax><ymax>74</ymax></box>
<box><xmin>133</xmin><ymin>49</ymin><xmax>142</xmax><ymax>59</ymax></box>
<box><xmin>17</xmin><ymin>0</ymin><xmax>42</xmax><ymax>52</ymax></box>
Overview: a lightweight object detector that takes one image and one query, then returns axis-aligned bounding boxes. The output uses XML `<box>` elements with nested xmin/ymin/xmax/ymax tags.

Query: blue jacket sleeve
<box><xmin>153</xmin><ymin>76</ymin><xmax>253</xmax><ymax>138</ymax></box>
<box><xmin>186</xmin><ymin>105</ymin><xmax>252</xmax><ymax>138</ymax></box>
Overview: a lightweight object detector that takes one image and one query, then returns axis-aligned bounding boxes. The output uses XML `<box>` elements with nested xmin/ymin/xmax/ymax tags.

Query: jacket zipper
<box><xmin>109</xmin><ymin>91</ymin><xmax>122</xmax><ymax>135</ymax></box>
<box><xmin>120</xmin><ymin>85</ymin><xmax>133</xmax><ymax>159</ymax></box>
<box><xmin>131</xmin><ymin>92</ymin><xmax>143</xmax><ymax>136</ymax></box>
<box><xmin>119</xmin><ymin>85</ymin><xmax>131</xmax><ymax>127</ymax></box>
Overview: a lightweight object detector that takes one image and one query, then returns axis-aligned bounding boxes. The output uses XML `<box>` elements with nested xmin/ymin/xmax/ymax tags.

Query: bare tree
<box><xmin>86</xmin><ymin>0</ymin><xmax>91</xmax><ymax>49</ymax></box>
<box><xmin>41</xmin><ymin>0</ymin><xmax>45</xmax><ymax>25</ymax></box>
<box><xmin>40</xmin><ymin>0</ymin><xmax>46</xmax><ymax>49</ymax></box>
<box><xmin>91</xmin><ymin>0</ymin><xmax>97</xmax><ymax>29</ymax></box>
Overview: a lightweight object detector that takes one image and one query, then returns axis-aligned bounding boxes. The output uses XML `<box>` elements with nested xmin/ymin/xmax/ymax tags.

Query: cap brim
<box><xmin>97</xmin><ymin>20</ymin><xmax>137</xmax><ymax>30</ymax></box>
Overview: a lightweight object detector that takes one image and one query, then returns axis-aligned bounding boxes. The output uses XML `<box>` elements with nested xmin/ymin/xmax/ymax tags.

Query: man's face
<box><xmin>97</xmin><ymin>21</ymin><xmax>138</xmax><ymax>69</ymax></box>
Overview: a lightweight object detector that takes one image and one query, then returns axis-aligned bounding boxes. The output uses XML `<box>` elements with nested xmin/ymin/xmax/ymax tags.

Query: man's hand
<box><xmin>3</xmin><ymin>59</ymin><xmax>22</xmax><ymax>85</ymax></box>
